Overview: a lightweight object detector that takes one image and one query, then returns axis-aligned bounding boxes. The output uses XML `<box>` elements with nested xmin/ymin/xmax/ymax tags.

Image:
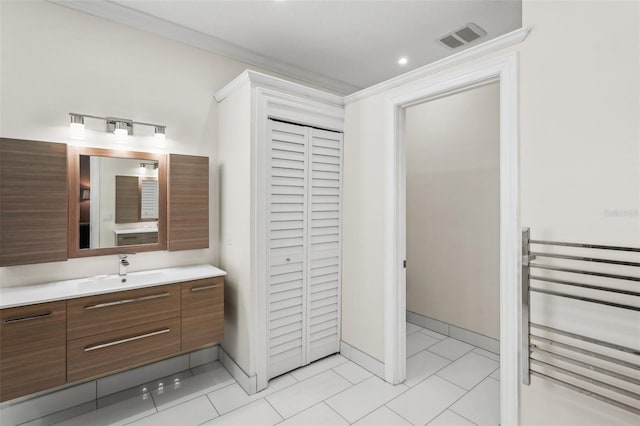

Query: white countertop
<box><xmin>114</xmin><ymin>227</ymin><xmax>158</xmax><ymax>235</ymax></box>
<box><xmin>0</xmin><ymin>264</ymin><xmax>226</xmax><ymax>309</ymax></box>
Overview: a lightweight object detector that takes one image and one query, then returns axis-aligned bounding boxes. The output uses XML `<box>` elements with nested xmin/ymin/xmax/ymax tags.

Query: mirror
<box><xmin>69</xmin><ymin>147</ymin><xmax>167</xmax><ymax>257</ymax></box>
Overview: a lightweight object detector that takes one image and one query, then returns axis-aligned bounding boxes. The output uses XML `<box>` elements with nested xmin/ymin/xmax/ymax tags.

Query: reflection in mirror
<box><xmin>79</xmin><ymin>156</ymin><xmax>159</xmax><ymax>249</ymax></box>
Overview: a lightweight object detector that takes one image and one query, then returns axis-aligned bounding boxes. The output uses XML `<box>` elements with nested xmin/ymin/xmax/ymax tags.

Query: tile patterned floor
<box><xmin>22</xmin><ymin>324</ymin><xmax>499</xmax><ymax>426</ymax></box>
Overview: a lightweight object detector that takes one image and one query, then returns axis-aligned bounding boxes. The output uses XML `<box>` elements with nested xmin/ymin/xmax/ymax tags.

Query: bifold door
<box><xmin>266</xmin><ymin>120</ymin><xmax>343</xmax><ymax>379</ymax></box>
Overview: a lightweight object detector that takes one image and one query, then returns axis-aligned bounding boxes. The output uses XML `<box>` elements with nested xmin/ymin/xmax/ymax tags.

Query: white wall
<box><xmin>0</xmin><ymin>0</ymin><xmax>274</xmax><ymax>288</ymax></box>
<box><xmin>217</xmin><ymin>82</ymin><xmax>254</xmax><ymax>374</ymax></box>
<box><xmin>342</xmin><ymin>0</ymin><xmax>639</xmax><ymax>424</ymax></box>
<box><xmin>405</xmin><ymin>82</ymin><xmax>500</xmax><ymax>339</ymax></box>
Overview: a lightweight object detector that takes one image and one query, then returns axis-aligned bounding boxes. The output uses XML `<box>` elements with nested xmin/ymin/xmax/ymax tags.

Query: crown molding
<box><xmin>344</xmin><ymin>27</ymin><xmax>530</xmax><ymax>104</ymax></box>
<box><xmin>214</xmin><ymin>70</ymin><xmax>345</xmax><ymax>106</ymax></box>
<box><xmin>49</xmin><ymin>0</ymin><xmax>360</xmax><ymax>95</ymax></box>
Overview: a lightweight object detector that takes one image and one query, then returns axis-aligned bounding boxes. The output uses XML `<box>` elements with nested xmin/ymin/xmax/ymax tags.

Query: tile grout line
<box><xmin>434</xmin><ymin>357</ymin><xmax>499</xmax><ymax>393</ymax></box>
<box><xmin>416</xmin><ymin>329</ymin><xmax>447</xmax><ymax>340</ymax></box>
<box><xmin>471</xmin><ymin>348</ymin><xmax>501</xmax><ymax>362</ymax></box>
<box><xmin>322</xmin><ymin>373</ymin><xmax>412</xmax><ymax>425</ymax></box>
<box><xmin>425</xmin><ymin>345</ymin><xmax>474</xmax><ymax>362</ymax></box>
<box><xmin>403</xmin><ymin>347</ymin><xmax>460</xmax><ymax>389</ymax></box>
<box><xmin>384</xmin><ymin>403</ymin><xmax>420</xmax><ymax>426</ymax></box>
<box><xmin>196</xmin><ymin>395</ymin><xmax>270</xmax><ymax>425</ymax></box>
<box><xmin>204</xmin><ymin>393</ymin><xmax>220</xmax><ymax>417</ymax></box>
<box><xmin>263</xmin><ymin>397</ymin><xmax>285</xmax><ymax>422</ymax></box>
<box><xmin>448</xmin><ymin>406</ymin><xmax>481</xmax><ymax>426</ymax></box>
<box><xmin>207</xmin><ymin>368</ymin><xmax>340</xmax><ymax>422</ymax></box>
<box><xmin>268</xmin><ymin>369</ymin><xmax>361</xmax><ymax>421</ymax></box>
<box><xmin>433</xmin><ymin>371</ymin><xmax>499</xmax><ymax>425</ymax></box>
<box><xmin>15</xmin><ymin>400</ymin><xmax>97</xmax><ymax>426</ymax></box>
<box><xmin>330</xmin><ymin>365</ymin><xmax>371</xmax><ymax>385</ymax></box>
<box><xmin>341</xmin><ymin>387</ymin><xmax>412</xmax><ymax>426</ymax></box>
<box><xmin>197</xmin><ymin>399</ymin><xmax>225</xmax><ymax>426</ymax></box>
<box><xmin>322</xmin><ymin>401</ymin><xmax>352</xmax><ymax>424</ymax></box>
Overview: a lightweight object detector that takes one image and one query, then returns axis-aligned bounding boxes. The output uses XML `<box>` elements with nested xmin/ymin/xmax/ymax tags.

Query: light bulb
<box><xmin>113</xmin><ymin>121</ymin><xmax>128</xmax><ymax>142</ymax></box>
<box><xmin>398</xmin><ymin>57</ymin><xmax>408</xmax><ymax>65</ymax></box>
<box><xmin>69</xmin><ymin>114</ymin><xmax>85</xmax><ymax>140</ymax></box>
<box><xmin>154</xmin><ymin>126</ymin><xmax>166</xmax><ymax>141</ymax></box>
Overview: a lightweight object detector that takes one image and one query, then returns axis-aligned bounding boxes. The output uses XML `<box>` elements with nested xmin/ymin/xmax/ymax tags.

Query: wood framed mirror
<box><xmin>68</xmin><ymin>146</ymin><xmax>167</xmax><ymax>258</ymax></box>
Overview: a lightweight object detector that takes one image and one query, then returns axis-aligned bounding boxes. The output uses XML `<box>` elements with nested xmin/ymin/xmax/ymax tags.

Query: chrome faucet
<box><xmin>119</xmin><ymin>254</ymin><xmax>130</xmax><ymax>276</ymax></box>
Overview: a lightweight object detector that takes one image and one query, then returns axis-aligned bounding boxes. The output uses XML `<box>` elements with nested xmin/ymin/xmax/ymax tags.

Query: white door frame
<box><xmin>384</xmin><ymin>53</ymin><xmax>521</xmax><ymax>425</ymax></box>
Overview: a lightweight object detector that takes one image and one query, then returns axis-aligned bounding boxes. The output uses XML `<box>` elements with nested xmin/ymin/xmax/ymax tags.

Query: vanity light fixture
<box><xmin>68</xmin><ymin>113</ymin><xmax>166</xmax><ymax>142</ymax></box>
<box><xmin>139</xmin><ymin>162</ymin><xmax>158</xmax><ymax>170</ymax></box>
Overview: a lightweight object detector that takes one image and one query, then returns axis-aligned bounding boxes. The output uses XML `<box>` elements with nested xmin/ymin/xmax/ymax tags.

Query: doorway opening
<box><xmin>403</xmin><ymin>81</ymin><xmax>500</xmax><ymax>424</ymax></box>
<box><xmin>383</xmin><ymin>55</ymin><xmax>521</xmax><ymax>425</ymax></box>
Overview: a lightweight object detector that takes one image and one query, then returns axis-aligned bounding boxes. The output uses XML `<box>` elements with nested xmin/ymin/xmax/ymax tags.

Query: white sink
<box><xmin>0</xmin><ymin>264</ymin><xmax>226</xmax><ymax>309</ymax></box>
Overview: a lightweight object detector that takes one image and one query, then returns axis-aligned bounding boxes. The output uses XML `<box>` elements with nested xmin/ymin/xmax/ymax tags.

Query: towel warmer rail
<box><xmin>521</xmin><ymin>228</ymin><xmax>639</xmax><ymax>415</ymax></box>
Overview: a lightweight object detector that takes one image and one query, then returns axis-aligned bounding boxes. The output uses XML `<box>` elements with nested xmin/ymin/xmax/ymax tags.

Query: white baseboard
<box><xmin>340</xmin><ymin>341</ymin><xmax>385</xmax><ymax>379</ymax></box>
<box><xmin>0</xmin><ymin>346</ymin><xmax>220</xmax><ymax>426</ymax></box>
<box><xmin>218</xmin><ymin>347</ymin><xmax>257</xmax><ymax>395</ymax></box>
<box><xmin>407</xmin><ymin>311</ymin><xmax>500</xmax><ymax>354</ymax></box>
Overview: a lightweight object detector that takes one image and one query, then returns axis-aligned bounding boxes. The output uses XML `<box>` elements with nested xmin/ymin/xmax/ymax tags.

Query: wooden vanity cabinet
<box><xmin>67</xmin><ymin>317</ymin><xmax>181</xmax><ymax>382</ymax></box>
<box><xmin>66</xmin><ymin>284</ymin><xmax>182</xmax><ymax>382</ymax></box>
<box><xmin>1</xmin><ymin>276</ymin><xmax>224</xmax><ymax>401</ymax></box>
<box><xmin>168</xmin><ymin>154</ymin><xmax>209</xmax><ymax>251</ymax></box>
<box><xmin>0</xmin><ymin>138</ymin><xmax>68</xmax><ymax>266</ymax></box>
<box><xmin>66</xmin><ymin>284</ymin><xmax>181</xmax><ymax>340</ymax></box>
<box><xmin>0</xmin><ymin>301</ymin><xmax>67</xmax><ymax>402</ymax></box>
<box><xmin>181</xmin><ymin>277</ymin><xmax>224</xmax><ymax>352</ymax></box>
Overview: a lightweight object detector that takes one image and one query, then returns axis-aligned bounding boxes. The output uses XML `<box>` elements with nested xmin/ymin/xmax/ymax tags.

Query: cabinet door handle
<box><xmin>84</xmin><ymin>292</ymin><xmax>169</xmax><ymax>310</ymax></box>
<box><xmin>191</xmin><ymin>284</ymin><xmax>221</xmax><ymax>292</ymax></box>
<box><xmin>3</xmin><ymin>311</ymin><xmax>52</xmax><ymax>324</ymax></box>
<box><xmin>84</xmin><ymin>328</ymin><xmax>170</xmax><ymax>352</ymax></box>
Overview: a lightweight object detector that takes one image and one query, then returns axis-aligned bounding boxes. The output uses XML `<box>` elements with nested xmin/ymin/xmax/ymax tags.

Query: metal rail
<box><xmin>521</xmin><ymin>229</ymin><xmax>640</xmax><ymax>414</ymax></box>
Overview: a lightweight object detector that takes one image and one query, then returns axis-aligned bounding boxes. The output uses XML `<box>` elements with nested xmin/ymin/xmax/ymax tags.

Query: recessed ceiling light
<box><xmin>398</xmin><ymin>57</ymin><xmax>408</xmax><ymax>66</ymax></box>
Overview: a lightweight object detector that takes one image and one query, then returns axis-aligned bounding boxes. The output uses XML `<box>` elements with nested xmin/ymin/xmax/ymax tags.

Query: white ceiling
<box><xmin>53</xmin><ymin>0</ymin><xmax>522</xmax><ymax>94</ymax></box>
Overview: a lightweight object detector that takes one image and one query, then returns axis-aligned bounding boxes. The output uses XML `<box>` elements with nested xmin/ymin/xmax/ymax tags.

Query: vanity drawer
<box><xmin>0</xmin><ymin>301</ymin><xmax>66</xmax><ymax>402</ymax></box>
<box><xmin>140</xmin><ymin>232</ymin><xmax>158</xmax><ymax>244</ymax></box>
<box><xmin>181</xmin><ymin>277</ymin><xmax>224</xmax><ymax>352</ymax></box>
<box><xmin>117</xmin><ymin>232</ymin><xmax>158</xmax><ymax>246</ymax></box>
<box><xmin>67</xmin><ymin>284</ymin><xmax>181</xmax><ymax>340</ymax></box>
<box><xmin>67</xmin><ymin>317</ymin><xmax>181</xmax><ymax>382</ymax></box>
<box><xmin>117</xmin><ymin>234</ymin><xmax>141</xmax><ymax>246</ymax></box>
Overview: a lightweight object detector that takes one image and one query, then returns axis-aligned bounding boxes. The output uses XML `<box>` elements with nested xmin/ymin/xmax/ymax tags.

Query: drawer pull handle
<box><xmin>84</xmin><ymin>292</ymin><xmax>170</xmax><ymax>310</ymax></box>
<box><xmin>84</xmin><ymin>328</ymin><xmax>170</xmax><ymax>352</ymax></box>
<box><xmin>3</xmin><ymin>311</ymin><xmax>52</xmax><ymax>324</ymax></box>
<box><xmin>191</xmin><ymin>284</ymin><xmax>221</xmax><ymax>292</ymax></box>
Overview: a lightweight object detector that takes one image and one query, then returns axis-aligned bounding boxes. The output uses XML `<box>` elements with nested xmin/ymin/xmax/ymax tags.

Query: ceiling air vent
<box><xmin>439</xmin><ymin>23</ymin><xmax>486</xmax><ymax>49</ymax></box>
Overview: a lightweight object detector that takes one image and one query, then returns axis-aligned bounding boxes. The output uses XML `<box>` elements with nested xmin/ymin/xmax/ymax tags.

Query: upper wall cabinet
<box><xmin>168</xmin><ymin>154</ymin><xmax>209</xmax><ymax>251</ymax></box>
<box><xmin>0</xmin><ymin>139</ymin><xmax>68</xmax><ymax>266</ymax></box>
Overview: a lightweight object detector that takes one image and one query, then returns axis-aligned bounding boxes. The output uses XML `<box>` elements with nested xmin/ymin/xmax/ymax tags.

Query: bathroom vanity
<box><xmin>0</xmin><ymin>264</ymin><xmax>225</xmax><ymax>402</ymax></box>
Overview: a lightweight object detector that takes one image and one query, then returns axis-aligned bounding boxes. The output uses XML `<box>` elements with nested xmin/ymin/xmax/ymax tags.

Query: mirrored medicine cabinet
<box><xmin>67</xmin><ymin>146</ymin><xmax>167</xmax><ymax>258</ymax></box>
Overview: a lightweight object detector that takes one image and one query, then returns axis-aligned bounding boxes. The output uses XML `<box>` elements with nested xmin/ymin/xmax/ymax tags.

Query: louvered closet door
<box><xmin>307</xmin><ymin>128</ymin><xmax>342</xmax><ymax>362</ymax></box>
<box><xmin>267</xmin><ymin>120</ymin><xmax>309</xmax><ymax>379</ymax></box>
